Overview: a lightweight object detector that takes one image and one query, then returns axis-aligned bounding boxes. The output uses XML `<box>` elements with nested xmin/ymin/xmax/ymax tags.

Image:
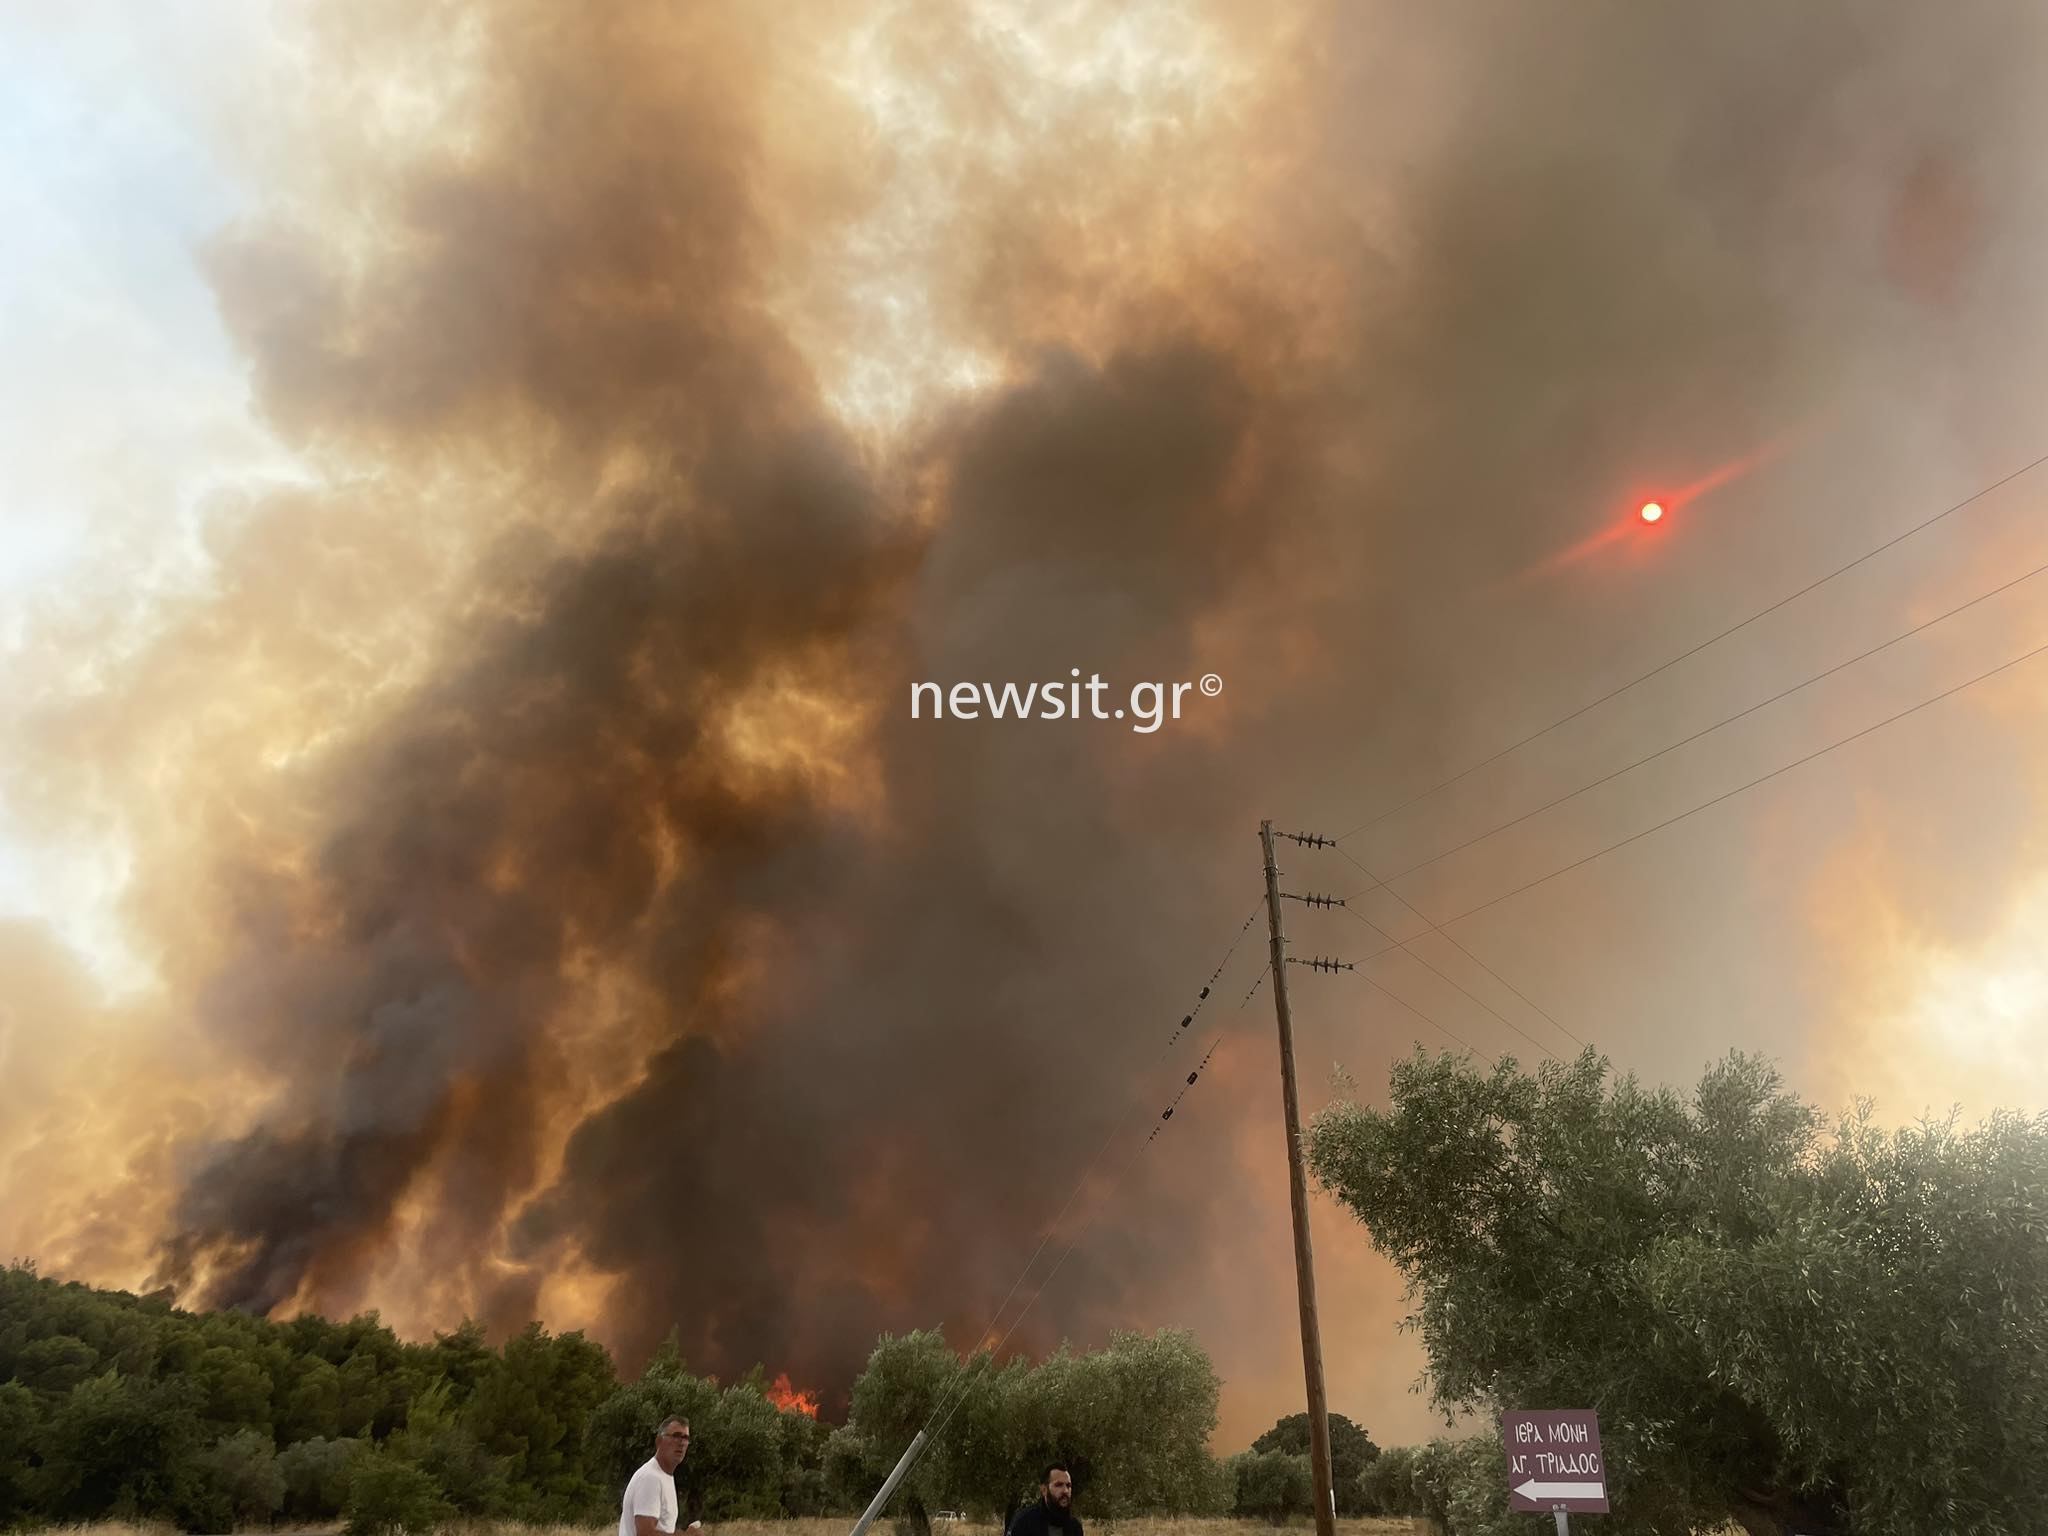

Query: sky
<box><xmin>3</xmin><ymin>0</ymin><xmax>2048</xmax><ymax>1456</ymax></box>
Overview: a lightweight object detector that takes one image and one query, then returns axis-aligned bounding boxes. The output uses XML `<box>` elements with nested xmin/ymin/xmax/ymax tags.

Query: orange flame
<box><xmin>766</xmin><ymin>1372</ymin><xmax>820</xmax><ymax>1417</ymax></box>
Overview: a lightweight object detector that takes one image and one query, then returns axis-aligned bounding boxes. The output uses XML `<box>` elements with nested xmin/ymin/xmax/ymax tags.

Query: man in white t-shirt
<box><xmin>620</xmin><ymin>1417</ymin><xmax>700</xmax><ymax>1536</ymax></box>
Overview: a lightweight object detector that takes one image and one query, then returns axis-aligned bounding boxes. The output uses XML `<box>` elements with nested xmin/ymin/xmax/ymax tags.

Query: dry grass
<box><xmin>26</xmin><ymin>1522</ymin><xmax>1431</xmax><ymax>1536</ymax></box>
<box><xmin>704</xmin><ymin>1522</ymin><xmax>1428</xmax><ymax>1536</ymax></box>
<box><xmin>20</xmin><ymin>1520</ymin><xmax>1772</xmax><ymax>1536</ymax></box>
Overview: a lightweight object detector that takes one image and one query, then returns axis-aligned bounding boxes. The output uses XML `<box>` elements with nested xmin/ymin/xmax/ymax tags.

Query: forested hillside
<box><xmin>0</xmin><ymin>1265</ymin><xmax>1247</xmax><ymax>1532</ymax></box>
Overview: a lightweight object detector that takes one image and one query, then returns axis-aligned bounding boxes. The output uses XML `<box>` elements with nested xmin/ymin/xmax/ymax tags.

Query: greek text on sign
<box><xmin>1499</xmin><ymin>1409</ymin><xmax>1609</xmax><ymax>1514</ymax></box>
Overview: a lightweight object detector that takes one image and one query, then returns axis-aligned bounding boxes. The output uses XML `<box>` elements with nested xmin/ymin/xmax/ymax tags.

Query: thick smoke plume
<box><xmin>5</xmin><ymin>0</ymin><xmax>2048</xmax><ymax>1445</ymax></box>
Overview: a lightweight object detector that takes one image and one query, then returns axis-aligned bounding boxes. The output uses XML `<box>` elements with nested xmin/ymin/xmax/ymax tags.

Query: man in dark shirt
<box><xmin>1007</xmin><ymin>1464</ymin><xmax>1080</xmax><ymax>1536</ymax></box>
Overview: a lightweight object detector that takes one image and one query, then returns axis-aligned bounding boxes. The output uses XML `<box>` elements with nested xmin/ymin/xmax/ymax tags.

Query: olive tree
<box><xmin>1306</xmin><ymin>1047</ymin><xmax>2048</xmax><ymax>1536</ymax></box>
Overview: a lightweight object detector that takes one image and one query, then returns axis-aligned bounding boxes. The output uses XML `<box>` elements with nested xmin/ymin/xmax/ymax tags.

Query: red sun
<box><xmin>1638</xmin><ymin>501</ymin><xmax>1665</xmax><ymax>524</ymax></box>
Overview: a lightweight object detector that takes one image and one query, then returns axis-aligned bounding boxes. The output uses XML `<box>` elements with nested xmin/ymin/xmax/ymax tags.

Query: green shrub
<box><xmin>179</xmin><ymin>1428</ymin><xmax>285</xmax><ymax>1531</ymax></box>
<box><xmin>1229</xmin><ymin>1449</ymin><xmax>1312</xmax><ymax>1525</ymax></box>
<box><xmin>280</xmin><ymin>1437</ymin><xmax>368</xmax><ymax>1521</ymax></box>
<box><xmin>343</xmin><ymin>1451</ymin><xmax>450</xmax><ymax>1536</ymax></box>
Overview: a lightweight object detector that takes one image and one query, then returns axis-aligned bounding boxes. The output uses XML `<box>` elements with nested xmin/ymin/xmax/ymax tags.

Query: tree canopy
<box><xmin>1305</xmin><ymin>1046</ymin><xmax>2048</xmax><ymax>1536</ymax></box>
<box><xmin>1248</xmin><ymin>1411</ymin><xmax>1379</xmax><ymax>1515</ymax></box>
<box><xmin>0</xmin><ymin>1263</ymin><xmax>1237</xmax><ymax>1533</ymax></box>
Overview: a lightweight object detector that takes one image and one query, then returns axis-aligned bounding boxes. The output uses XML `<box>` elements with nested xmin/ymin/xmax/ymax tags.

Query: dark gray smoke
<box><xmin>8</xmin><ymin>0</ymin><xmax>2046</xmax><ymax>1447</ymax></box>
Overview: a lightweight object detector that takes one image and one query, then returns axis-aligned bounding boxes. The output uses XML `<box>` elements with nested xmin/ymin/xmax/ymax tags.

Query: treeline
<box><xmin>1221</xmin><ymin>1429</ymin><xmax>1522</xmax><ymax>1534</ymax></box>
<box><xmin>0</xmin><ymin>1260</ymin><xmax>767</xmax><ymax>1533</ymax></box>
<box><xmin>1232</xmin><ymin>1435</ymin><xmax>1523</xmax><ymax>1536</ymax></box>
<box><xmin>0</xmin><ymin>1264</ymin><xmax>1387</xmax><ymax>1534</ymax></box>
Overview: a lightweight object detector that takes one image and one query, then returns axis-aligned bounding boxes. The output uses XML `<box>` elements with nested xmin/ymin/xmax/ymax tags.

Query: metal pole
<box><xmin>848</xmin><ymin>1430</ymin><xmax>929</xmax><ymax>1536</ymax></box>
<box><xmin>1261</xmin><ymin>820</ymin><xmax>1338</xmax><ymax>1536</ymax></box>
<box><xmin>1554</xmin><ymin>1512</ymin><xmax>1570</xmax><ymax>1536</ymax></box>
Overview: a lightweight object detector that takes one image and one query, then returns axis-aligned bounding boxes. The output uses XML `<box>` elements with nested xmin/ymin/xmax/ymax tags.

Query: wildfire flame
<box><xmin>766</xmin><ymin>1372</ymin><xmax>820</xmax><ymax>1418</ymax></box>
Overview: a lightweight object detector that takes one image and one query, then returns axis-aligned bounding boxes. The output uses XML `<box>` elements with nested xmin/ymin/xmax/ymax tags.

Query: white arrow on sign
<box><xmin>1514</xmin><ymin>1480</ymin><xmax>1604</xmax><ymax>1500</ymax></box>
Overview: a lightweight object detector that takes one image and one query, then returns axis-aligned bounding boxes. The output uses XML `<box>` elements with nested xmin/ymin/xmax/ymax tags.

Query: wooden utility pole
<box><xmin>1260</xmin><ymin>820</ymin><xmax>1338</xmax><ymax>1536</ymax></box>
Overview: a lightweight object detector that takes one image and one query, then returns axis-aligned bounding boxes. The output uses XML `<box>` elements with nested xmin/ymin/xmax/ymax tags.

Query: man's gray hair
<box><xmin>655</xmin><ymin>1415</ymin><xmax>690</xmax><ymax>1440</ymax></box>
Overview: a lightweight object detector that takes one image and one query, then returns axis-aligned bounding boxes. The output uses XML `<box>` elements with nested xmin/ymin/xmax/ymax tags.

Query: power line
<box><xmin>1381</xmin><ymin>547</ymin><xmax>2048</xmax><ymax>885</ymax></box>
<box><xmin>1169</xmin><ymin>902</ymin><xmax>1264</xmax><ymax>1045</ymax></box>
<box><xmin>1343</xmin><ymin>965</ymin><xmax>1499</xmax><ymax>1069</ymax></box>
<box><xmin>1332</xmin><ymin>448</ymin><xmax>2048</xmax><ymax>844</ymax></box>
<box><xmin>1333</xmin><ymin>842</ymin><xmax>1588</xmax><ymax>1054</ymax></box>
<box><xmin>1255</xmin><ymin>833</ymin><xmax>1517</xmax><ymax>1068</ymax></box>
<box><xmin>1227</xmin><ymin>915</ymin><xmax>1500</xmax><ymax>1067</ymax></box>
<box><xmin>1241</xmin><ymin>964</ymin><xmax>1270</xmax><ymax>1007</ymax></box>
<box><xmin>1434</xmin><ymin>626</ymin><xmax>2048</xmax><ymax>928</ymax></box>
<box><xmin>1328</xmin><ymin>624</ymin><xmax>2048</xmax><ymax>1061</ymax></box>
<box><xmin>1146</xmin><ymin>1032</ymin><xmax>1228</xmax><ymax>1144</ymax></box>
<box><xmin>1335</xmin><ymin>899</ymin><xmax>1560</xmax><ymax>1062</ymax></box>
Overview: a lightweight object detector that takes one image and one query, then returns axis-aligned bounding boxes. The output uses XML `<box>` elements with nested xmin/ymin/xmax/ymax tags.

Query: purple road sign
<box><xmin>1501</xmin><ymin>1409</ymin><xmax>1609</xmax><ymax>1515</ymax></box>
